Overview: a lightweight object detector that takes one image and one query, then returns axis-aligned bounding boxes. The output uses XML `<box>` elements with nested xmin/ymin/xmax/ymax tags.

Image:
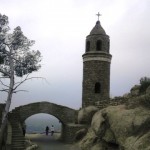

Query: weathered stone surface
<box><xmin>126</xmin><ymin>94</ymin><xmax>150</xmax><ymax>109</ymax></box>
<box><xmin>79</xmin><ymin>102</ymin><xmax>150</xmax><ymax>150</ymax></box>
<box><xmin>79</xmin><ymin>128</ymin><xmax>97</xmax><ymax>150</ymax></box>
<box><xmin>91</xmin><ymin>110</ymin><xmax>105</xmax><ymax>136</ymax></box>
<box><xmin>91</xmin><ymin>143</ymin><xmax>104</xmax><ymax>150</ymax></box>
<box><xmin>82</xmin><ymin>60</ymin><xmax>111</xmax><ymax>107</ymax></box>
<box><xmin>9</xmin><ymin>102</ymin><xmax>78</xmax><ymax>144</ymax></box>
<box><xmin>62</xmin><ymin>123</ymin><xmax>87</xmax><ymax>143</ymax></box>
<box><xmin>25</xmin><ymin>139</ymin><xmax>38</xmax><ymax>150</ymax></box>
<box><xmin>124</xmin><ymin>131</ymin><xmax>150</xmax><ymax>150</ymax></box>
<box><xmin>74</xmin><ymin>128</ymin><xmax>87</xmax><ymax>142</ymax></box>
<box><xmin>103</xmin><ymin>128</ymin><xmax>116</xmax><ymax>144</ymax></box>
<box><xmin>82</xmin><ymin>21</ymin><xmax>112</xmax><ymax>107</ymax></box>
<box><xmin>15</xmin><ymin>101</ymin><xmax>77</xmax><ymax>124</ymax></box>
<box><xmin>78</xmin><ymin>106</ymin><xmax>99</xmax><ymax>124</ymax></box>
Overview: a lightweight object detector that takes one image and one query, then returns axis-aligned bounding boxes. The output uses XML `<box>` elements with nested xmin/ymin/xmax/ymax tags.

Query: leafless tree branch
<box><xmin>0</xmin><ymin>89</ymin><xmax>9</xmax><ymax>93</ymax></box>
<box><xmin>0</xmin><ymin>79</ymin><xmax>9</xmax><ymax>88</ymax></box>
<box><xmin>14</xmin><ymin>74</ymin><xmax>44</xmax><ymax>91</ymax></box>
<box><xmin>13</xmin><ymin>90</ymin><xmax>28</xmax><ymax>93</ymax></box>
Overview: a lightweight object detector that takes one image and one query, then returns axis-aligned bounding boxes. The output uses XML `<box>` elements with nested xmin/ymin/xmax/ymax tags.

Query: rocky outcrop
<box><xmin>74</xmin><ymin>128</ymin><xmax>87</xmax><ymax>142</ymax></box>
<box><xmin>78</xmin><ymin>106</ymin><xmax>98</xmax><ymax>124</ymax></box>
<box><xmin>77</xmin><ymin>94</ymin><xmax>150</xmax><ymax>150</ymax></box>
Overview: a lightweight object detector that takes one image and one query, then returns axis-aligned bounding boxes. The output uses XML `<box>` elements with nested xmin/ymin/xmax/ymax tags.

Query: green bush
<box><xmin>139</xmin><ymin>77</ymin><xmax>150</xmax><ymax>94</ymax></box>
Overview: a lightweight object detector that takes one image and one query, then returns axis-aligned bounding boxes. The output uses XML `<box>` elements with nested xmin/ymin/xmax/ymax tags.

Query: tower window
<box><xmin>96</xmin><ymin>40</ymin><xmax>102</xmax><ymax>51</ymax></box>
<box><xmin>95</xmin><ymin>82</ymin><xmax>101</xmax><ymax>93</ymax></box>
<box><xmin>108</xmin><ymin>41</ymin><xmax>110</xmax><ymax>52</ymax></box>
<box><xmin>86</xmin><ymin>41</ymin><xmax>90</xmax><ymax>52</ymax></box>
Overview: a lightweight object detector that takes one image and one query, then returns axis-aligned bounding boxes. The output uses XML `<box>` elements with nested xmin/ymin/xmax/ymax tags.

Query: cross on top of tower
<box><xmin>96</xmin><ymin>12</ymin><xmax>101</xmax><ymax>21</ymax></box>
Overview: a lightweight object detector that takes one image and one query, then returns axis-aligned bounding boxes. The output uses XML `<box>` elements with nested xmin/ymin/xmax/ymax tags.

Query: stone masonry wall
<box><xmin>94</xmin><ymin>97</ymin><xmax>129</xmax><ymax>109</ymax></box>
<box><xmin>62</xmin><ymin>123</ymin><xmax>87</xmax><ymax>143</ymax></box>
<box><xmin>82</xmin><ymin>60</ymin><xmax>110</xmax><ymax>107</ymax></box>
<box><xmin>14</xmin><ymin>102</ymin><xmax>77</xmax><ymax>124</ymax></box>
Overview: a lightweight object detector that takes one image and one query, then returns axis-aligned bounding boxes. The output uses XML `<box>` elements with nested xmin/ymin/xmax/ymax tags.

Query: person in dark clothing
<box><xmin>45</xmin><ymin>126</ymin><xmax>49</xmax><ymax>136</ymax></box>
<box><xmin>22</xmin><ymin>127</ymin><xmax>26</xmax><ymax>136</ymax></box>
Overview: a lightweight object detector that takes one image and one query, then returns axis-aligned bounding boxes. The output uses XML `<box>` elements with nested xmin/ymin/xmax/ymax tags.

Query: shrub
<box><xmin>139</xmin><ymin>77</ymin><xmax>150</xmax><ymax>94</ymax></box>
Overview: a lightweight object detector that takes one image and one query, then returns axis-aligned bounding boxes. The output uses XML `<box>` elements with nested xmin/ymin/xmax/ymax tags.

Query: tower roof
<box><xmin>90</xmin><ymin>20</ymin><xmax>106</xmax><ymax>35</ymax></box>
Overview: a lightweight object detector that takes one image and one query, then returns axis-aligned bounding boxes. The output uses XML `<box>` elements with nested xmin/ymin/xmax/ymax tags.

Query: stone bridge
<box><xmin>13</xmin><ymin>101</ymin><xmax>77</xmax><ymax>124</ymax></box>
<box><xmin>7</xmin><ymin>102</ymin><xmax>84</xmax><ymax>149</ymax></box>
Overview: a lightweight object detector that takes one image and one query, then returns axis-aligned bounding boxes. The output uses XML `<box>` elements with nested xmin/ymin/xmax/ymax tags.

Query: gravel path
<box><xmin>26</xmin><ymin>133</ymin><xmax>80</xmax><ymax>150</ymax></box>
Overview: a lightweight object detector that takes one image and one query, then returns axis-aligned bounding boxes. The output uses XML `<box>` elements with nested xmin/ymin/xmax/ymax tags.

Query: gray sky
<box><xmin>0</xmin><ymin>0</ymin><xmax>150</xmax><ymax>110</ymax></box>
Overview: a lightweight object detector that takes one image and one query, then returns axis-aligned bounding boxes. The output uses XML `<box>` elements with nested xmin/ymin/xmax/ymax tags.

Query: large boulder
<box><xmin>78</xmin><ymin>106</ymin><xmax>99</xmax><ymax>124</ymax></box>
<box><xmin>79</xmin><ymin>103</ymin><xmax>150</xmax><ymax>150</ymax></box>
<box><xmin>79</xmin><ymin>128</ymin><xmax>98</xmax><ymax>150</ymax></box>
<box><xmin>74</xmin><ymin>128</ymin><xmax>87</xmax><ymax>142</ymax></box>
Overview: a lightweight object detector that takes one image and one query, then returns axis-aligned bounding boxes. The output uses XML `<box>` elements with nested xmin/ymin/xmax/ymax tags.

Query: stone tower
<box><xmin>82</xmin><ymin>16</ymin><xmax>112</xmax><ymax>107</ymax></box>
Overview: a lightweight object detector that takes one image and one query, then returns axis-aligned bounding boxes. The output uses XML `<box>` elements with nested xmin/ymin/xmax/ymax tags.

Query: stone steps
<box><xmin>9</xmin><ymin>111</ymin><xmax>26</xmax><ymax>149</ymax></box>
<box><xmin>12</xmin><ymin>147</ymin><xmax>25</xmax><ymax>150</ymax></box>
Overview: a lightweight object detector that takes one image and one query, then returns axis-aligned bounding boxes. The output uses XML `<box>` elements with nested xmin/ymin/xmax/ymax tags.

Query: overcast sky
<box><xmin>0</xmin><ymin>0</ymin><xmax>150</xmax><ymax>110</ymax></box>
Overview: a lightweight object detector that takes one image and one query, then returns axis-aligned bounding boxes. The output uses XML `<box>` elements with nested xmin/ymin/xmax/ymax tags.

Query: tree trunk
<box><xmin>0</xmin><ymin>49</ymin><xmax>14</xmax><ymax>148</ymax></box>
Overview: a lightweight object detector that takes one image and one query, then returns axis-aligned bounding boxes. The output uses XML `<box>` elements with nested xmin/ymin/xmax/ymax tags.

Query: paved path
<box><xmin>26</xmin><ymin>134</ymin><xmax>80</xmax><ymax>150</ymax></box>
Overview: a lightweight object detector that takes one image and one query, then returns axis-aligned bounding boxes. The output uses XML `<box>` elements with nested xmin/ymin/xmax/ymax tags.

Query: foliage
<box><xmin>0</xmin><ymin>13</ymin><xmax>42</xmax><ymax>148</ymax></box>
<box><xmin>139</xmin><ymin>77</ymin><xmax>150</xmax><ymax>94</ymax></box>
<box><xmin>0</xmin><ymin>15</ymin><xmax>41</xmax><ymax>79</ymax></box>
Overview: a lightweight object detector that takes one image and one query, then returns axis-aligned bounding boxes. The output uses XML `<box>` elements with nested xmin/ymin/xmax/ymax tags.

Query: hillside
<box><xmin>75</xmin><ymin>85</ymin><xmax>150</xmax><ymax>150</ymax></box>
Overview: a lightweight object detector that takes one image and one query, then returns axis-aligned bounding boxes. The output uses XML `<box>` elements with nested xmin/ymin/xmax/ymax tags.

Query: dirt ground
<box><xmin>26</xmin><ymin>133</ymin><xmax>81</xmax><ymax>150</ymax></box>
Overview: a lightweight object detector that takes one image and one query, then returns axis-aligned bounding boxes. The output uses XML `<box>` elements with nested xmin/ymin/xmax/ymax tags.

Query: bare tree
<box><xmin>0</xmin><ymin>14</ymin><xmax>42</xmax><ymax>147</ymax></box>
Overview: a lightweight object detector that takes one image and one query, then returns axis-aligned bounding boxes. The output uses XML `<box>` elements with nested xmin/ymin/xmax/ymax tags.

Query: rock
<box><xmin>26</xmin><ymin>144</ymin><xmax>38</xmax><ymax>150</ymax></box>
<box><xmin>78</xmin><ymin>103</ymin><xmax>150</xmax><ymax>150</ymax></box>
<box><xmin>91</xmin><ymin>110</ymin><xmax>105</xmax><ymax>137</ymax></box>
<box><xmin>79</xmin><ymin>128</ymin><xmax>98</xmax><ymax>150</ymax></box>
<box><xmin>124</xmin><ymin>131</ymin><xmax>150</xmax><ymax>150</ymax></box>
<box><xmin>78</xmin><ymin>106</ymin><xmax>99</xmax><ymax>124</ymax></box>
<box><xmin>74</xmin><ymin>128</ymin><xmax>87</xmax><ymax>141</ymax></box>
<box><xmin>25</xmin><ymin>139</ymin><xmax>38</xmax><ymax>150</ymax></box>
<box><xmin>91</xmin><ymin>143</ymin><xmax>104</xmax><ymax>150</ymax></box>
<box><xmin>103</xmin><ymin>128</ymin><xmax>116</xmax><ymax>144</ymax></box>
<box><xmin>127</xmin><ymin>94</ymin><xmax>150</xmax><ymax>109</ymax></box>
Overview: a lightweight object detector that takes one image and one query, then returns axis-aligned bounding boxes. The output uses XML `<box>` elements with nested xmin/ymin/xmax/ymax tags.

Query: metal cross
<box><xmin>96</xmin><ymin>12</ymin><xmax>101</xmax><ymax>21</ymax></box>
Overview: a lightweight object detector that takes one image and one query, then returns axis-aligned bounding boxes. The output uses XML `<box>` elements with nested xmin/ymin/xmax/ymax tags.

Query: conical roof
<box><xmin>90</xmin><ymin>21</ymin><xmax>106</xmax><ymax>35</ymax></box>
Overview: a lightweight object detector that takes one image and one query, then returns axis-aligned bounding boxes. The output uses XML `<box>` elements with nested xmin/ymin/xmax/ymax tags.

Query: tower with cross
<box><xmin>82</xmin><ymin>13</ymin><xmax>112</xmax><ymax>107</ymax></box>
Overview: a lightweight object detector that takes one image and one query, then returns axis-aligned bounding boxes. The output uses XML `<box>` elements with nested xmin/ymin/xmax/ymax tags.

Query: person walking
<box><xmin>50</xmin><ymin>125</ymin><xmax>55</xmax><ymax>136</ymax></box>
<box><xmin>45</xmin><ymin>126</ymin><xmax>49</xmax><ymax>136</ymax></box>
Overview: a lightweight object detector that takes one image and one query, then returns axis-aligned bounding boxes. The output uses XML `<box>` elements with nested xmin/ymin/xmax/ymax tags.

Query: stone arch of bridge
<box><xmin>14</xmin><ymin>101</ymin><xmax>77</xmax><ymax>125</ymax></box>
<box><xmin>9</xmin><ymin>101</ymin><xmax>79</xmax><ymax>144</ymax></box>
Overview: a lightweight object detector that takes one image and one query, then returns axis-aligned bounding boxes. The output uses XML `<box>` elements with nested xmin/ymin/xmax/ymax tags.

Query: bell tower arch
<box><xmin>82</xmin><ymin>13</ymin><xmax>112</xmax><ymax>107</ymax></box>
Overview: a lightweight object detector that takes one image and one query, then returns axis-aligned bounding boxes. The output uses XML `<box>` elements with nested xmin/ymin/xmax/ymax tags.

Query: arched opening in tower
<box><xmin>95</xmin><ymin>82</ymin><xmax>101</xmax><ymax>93</ymax></box>
<box><xmin>86</xmin><ymin>41</ymin><xmax>90</xmax><ymax>52</ymax></box>
<box><xmin>108</xmin><ymin>41</ymin><xmax>110</xmax><ymax>52</ymax></box>
<box><xmin>96</xmin><ymin>40</ymin><xmax>102</xmax><ymax>51</ymax></box>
